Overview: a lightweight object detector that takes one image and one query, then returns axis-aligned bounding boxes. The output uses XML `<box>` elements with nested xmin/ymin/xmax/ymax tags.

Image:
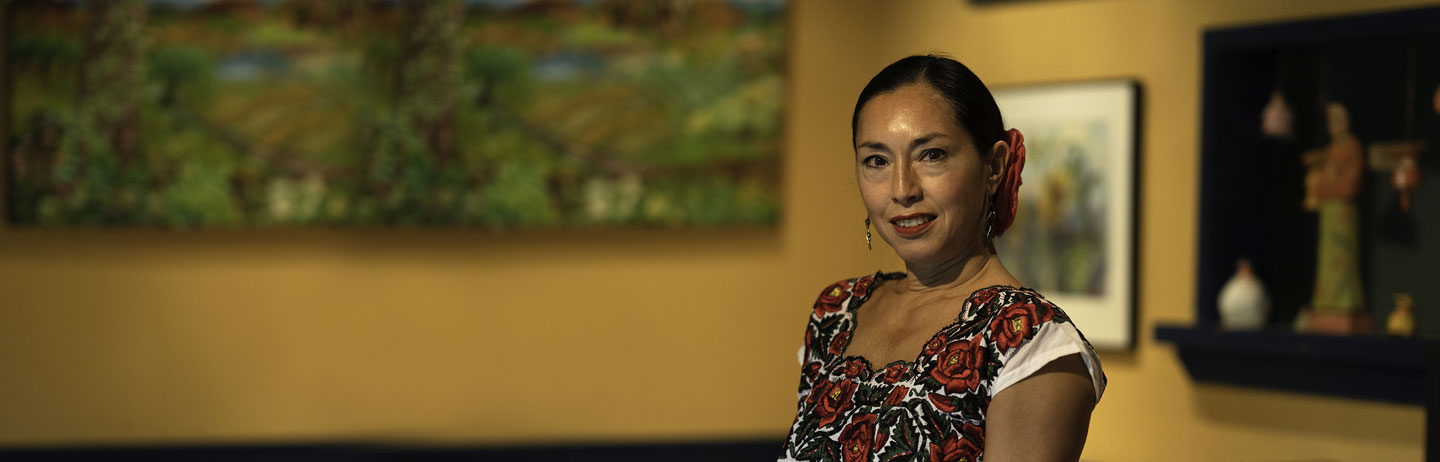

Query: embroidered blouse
<box><xmin>778</xmin><ymin>271</ymin><xmax>1106</xmax><ymax>462</ymax></box>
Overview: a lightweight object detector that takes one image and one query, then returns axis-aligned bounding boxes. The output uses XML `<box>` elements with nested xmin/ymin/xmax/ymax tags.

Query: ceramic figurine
<box><xmin>1219</xmin><ymin>259</ymin><xmax>1269</xmax><ymax>330</ymax></box>
<box><xmin>1393</xmin><ymin>155</ymin><xmax>1421</xmax><ymax>212</ymax></box>
<box><xmin>1299</xmin><ymin>103</ymin><xmax>1368</xmax><ymax>334</ymax></box>
<box><xmin>1387</xmin><ymin>293</ymin><xmax>1415</xmax><ymax>337</ymax></box>
<box><xmin>1261</xmin><ymin>91</ymin><xmax>1293</xmax><ymax>138</ymax></box>
<box><xmin>1368</xmin><ymin>141</ymin><xmax>1424</xmax><ymax>212</ymax></box>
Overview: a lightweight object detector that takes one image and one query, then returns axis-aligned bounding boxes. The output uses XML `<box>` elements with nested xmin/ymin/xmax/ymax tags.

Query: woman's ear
<box><xmin>987</xmin><ymin>140</ymin><xmax>1011</xmax><ymax>196</ymax></box>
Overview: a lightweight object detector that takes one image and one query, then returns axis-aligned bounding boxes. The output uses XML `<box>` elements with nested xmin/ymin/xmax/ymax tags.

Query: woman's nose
<box><xmin>891</xmin><ymin>165</ymin><xmax>922</xmax><ymax>207</ymax></box>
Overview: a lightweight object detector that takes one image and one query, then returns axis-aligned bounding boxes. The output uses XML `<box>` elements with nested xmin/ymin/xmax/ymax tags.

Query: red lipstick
<box><xmin>889</xmin><ymin>213</ymin><xmax>936</xmax><ymax>237</ymax></box>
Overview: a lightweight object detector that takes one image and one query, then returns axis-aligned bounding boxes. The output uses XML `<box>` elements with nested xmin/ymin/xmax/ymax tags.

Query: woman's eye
<box><xmin>862</xmin><ymin>155</ymin><xmax>888</xmax><ymax>168</ymax></box>
<box><xmin>920</xmin><ymin>149</ymin><xmax>947</xmax><ymax>161</ymax></box>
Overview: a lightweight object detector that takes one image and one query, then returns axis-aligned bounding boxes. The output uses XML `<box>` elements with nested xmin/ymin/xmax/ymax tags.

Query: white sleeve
<box><xmin>990</xmin><ymin>321</ymin><xmax>1106</xmax><ymax>402</ymax></box>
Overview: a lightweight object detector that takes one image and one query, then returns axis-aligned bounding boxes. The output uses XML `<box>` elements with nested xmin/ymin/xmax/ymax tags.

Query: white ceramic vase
<box><xmin>1219</xmin><ymin>259</ymin><xmax>1270</xmax><ymax>330</ymax></box>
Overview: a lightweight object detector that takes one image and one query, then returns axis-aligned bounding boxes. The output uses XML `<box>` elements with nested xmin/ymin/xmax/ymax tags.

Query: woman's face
<box><xmin>854</xmin><ymin>84</ymin><xmax>999</xmax><ymax>267</ymax></box>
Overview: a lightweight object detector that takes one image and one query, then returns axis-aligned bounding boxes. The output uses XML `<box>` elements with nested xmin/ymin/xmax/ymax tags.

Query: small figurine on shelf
<box><xmin>1298</xmin><ymin>103</ymin><xmax>1369</xmax><ymax>335</ymax></box>
<box><xmin>1369</xmin><ymin>141</ymin><xmax>1425</xmax><ymax>213</ymax></box>
<box><xmin>1393</xmin><ymin>154</ymin><xmax>1421</xmax><ymax>212</ymax></box>
<box><xmin>1261</xmin><ymin>91</ymin><xmax>1294</xmax><ymax>138</ymax></box>
<box><xmin>1387</xmin><ymin>293</ymin><xmax>1416</xmax><ymax>337</ymax></box>
<box><xmin>1368</xmin><ymin>141</ymin><xmax>1425</xmax><ymax>214</ymax></box>
<box><xmin>1219</xmin><ymin>259</ymin><xmax>1269</xmax><ymax>330</ymax></box>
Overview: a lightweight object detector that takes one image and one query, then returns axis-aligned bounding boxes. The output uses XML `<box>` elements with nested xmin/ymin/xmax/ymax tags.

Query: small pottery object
<box><xmin>1387</xmin><ymin>293</ymin><xmax>1416</xmax><ymax>337</ymax></box>
<box><xmin>1219</xmin><ymin>259</ymin><xmax>1270</xmax><ymax>330</ymax></box>
<box><xmin>1261</xmin><ymin>91</ymin><xmax>1293</xmax><ymax>138</ymax></box>
<box><xmin>1393</xmin><ymin>156</ymin><xmax>1421</xmax><ymax>212</ymax></box>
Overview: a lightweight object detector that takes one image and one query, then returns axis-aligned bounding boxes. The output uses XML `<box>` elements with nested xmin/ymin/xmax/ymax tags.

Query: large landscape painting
<box><xmin>5</xmin><ymin>0</ymin><xmax>785</xmax><ymax>228</ymax></box>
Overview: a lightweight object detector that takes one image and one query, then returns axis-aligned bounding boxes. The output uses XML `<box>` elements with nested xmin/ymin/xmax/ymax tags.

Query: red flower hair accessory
<box><xmin>993</xmin><ymin>128</ymin><xmax>1027</xmax><ymax>238</ymax></box>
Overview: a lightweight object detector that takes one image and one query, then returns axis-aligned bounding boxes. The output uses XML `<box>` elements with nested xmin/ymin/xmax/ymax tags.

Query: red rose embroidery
<box><xmin>922</xmin><ymin>333</ymin><xmax>948</xmax><ymax>356</ymax></box>
<box><xmin>811</xmin><ymin>377</ymin><xmax>857</xmax><ymax>428</ymax></box>
<box><xmin>969</xmin><ymin>287</ymin><xmax>1001</xmax><ymax>309</ymax></box>
<box><xmin>843</xmin><ymin>358</ymin><xmax>869</xmax><ymax>378</ymax></box>
<box><xmin>929</xmin><ymin>336</ymin><xmax>987</xmax><ymax>394</ymax></box>
<box><xmin>803</xmin><ymin>361</ymin><xmax>822</xmax><ymax>381</ymax></box>
<box><xmin>960</xmin><ymin>422</ymin><xmax>985</xmax><ymax>449</ymax></box>
<box><xmin>852</xmin><ymin>276</ymin><xmax>876</xmax><ymax>299</ymax></box>
<box><xmin>880</xmin><ymin>362</ymin><xmax>908</xmax><ymax>384</ymax></box>
<box><xmin>928</xmin><ymin>433</ymin><xmax>981</xmax><ymax>462</ymax></box>
<box><xmin>829</xmin><ymin>331</ymin><xmax>852</xmax><ymax>356</ymax></box>
<box><xmin>989</xmin><ymin>301</ymin><xmax>1041</xmax><ymax>354</ymax></box>
<box><xmin>806</xmin><ymin>380</ymin><xmax>824</xmax><ymax>404</ymax></box>
<box><xmin>839</xmin><ymin>413</ymin><xmax>879</xmax><ymax>462</ymax></box>
<box><xmin>928</xmin><ymin>392</ymin><xmax>959</xmax><ymax>413</ymax></box>
<box><xmin>813</xmin><ymin>280</ymin><xmax>851</xmax><ymax>318</ymax></box>
<box><xmin>883</xmin><ymin>385</ymin><xmax>908</xmax><ymax>406</ymax></box>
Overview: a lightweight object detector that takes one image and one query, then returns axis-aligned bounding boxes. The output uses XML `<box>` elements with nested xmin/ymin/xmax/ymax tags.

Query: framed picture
<box><xmin>5</xmin><ymin>0</ymin><xmax>785</xmax><ymax>228</ymax></box>
<box><xmin>991</xmin><ymin>80</ymin><xmax>1139</xmax><ymax>350</ymax></box>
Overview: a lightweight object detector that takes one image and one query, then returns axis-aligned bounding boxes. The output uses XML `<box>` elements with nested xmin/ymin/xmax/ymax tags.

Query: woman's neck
<box><xmin>901</xmin><ymin>243</ymin><xmax>1004</xmax><ymax>293</ymax></box>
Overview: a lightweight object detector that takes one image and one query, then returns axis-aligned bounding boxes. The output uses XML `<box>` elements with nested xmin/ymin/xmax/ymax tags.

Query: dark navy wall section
<box><xmin>1170</xmin><ymin>5</ymin><xmax>1440</xmax><ymax>459</ymax></box>
<box><xmin>1196</xmin><ymin>5</ymin><xmax>1440</xmax><ymax>334</ymax></box>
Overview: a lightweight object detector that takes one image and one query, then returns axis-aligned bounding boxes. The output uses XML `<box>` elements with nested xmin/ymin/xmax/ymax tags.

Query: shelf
<box><xmin>1154</xmin><ymin>324</ymin><xmax>1439</xmax><ymax>406</ymax></box>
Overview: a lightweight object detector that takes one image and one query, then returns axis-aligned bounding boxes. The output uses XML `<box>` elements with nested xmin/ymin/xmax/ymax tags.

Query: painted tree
<box><xmin>24</xmin><ymin>0</ymin><xmax>149</xmax><ymax>224</ymax></box>
<box><xmin>359</xmin><ymin>0</ymin><xmax>464</xmax><ymax>223</ymax></box>
<box><xmin>77</xmin><ymin>0</ymin><xmax>144</xmax><ymax>165</ymax></box>
<box><xmin>396</xmin><ymin>0</ymin><xmax>460</xmax><ymax>165</ymax></box>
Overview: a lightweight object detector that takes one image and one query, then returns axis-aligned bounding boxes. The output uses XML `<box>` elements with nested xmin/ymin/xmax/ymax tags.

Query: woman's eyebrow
<box><xmin>857</xmin><ymin>133</ymin><xmax>949</xmax><ymax>152</ymax></box>
<box><xmin>909</xmin><ymin>133</ymin><xmax>947</xmax><ymax>150</ymax></box>
<box><xmin>856</xmin><ymin>140</ymin><xmax>889</xmax><ymax>151</ymax></box>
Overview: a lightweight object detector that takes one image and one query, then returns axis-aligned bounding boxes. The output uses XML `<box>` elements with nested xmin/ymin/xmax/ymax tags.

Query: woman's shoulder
<box><xmin>965</xmin><ymin>287</ymin><xmax>1079</xmax><ymax>353</ymax></box>
<box><xmin>807</xmin><ymin>271</ymin><xmax>904</xmax><ymax>318</ymax></box>
<box><xmin>976</xmin><ymin>287</ymin><xmax>1107</xmax><ymax>401</ymax></box>
<box><xmin>965</xmin><ymin>283</ymin><xmax>1047</xmax><ymax>313</ymax></box>
<box><xmin>970</xmin><ymin>285</ymin><xmax>1062</xmax><ymax>316</ymax></box>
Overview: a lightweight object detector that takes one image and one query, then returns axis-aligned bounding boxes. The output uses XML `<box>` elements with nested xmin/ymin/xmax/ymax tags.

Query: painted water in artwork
<box><xmin>6</xmin><ymin>0</ymin><xmax>785</xmax><ymax>228</ymax></box>
<box><xmin>995</xmin><ymin>119</ymin><xmax>1110</xmax><ymax>295</ymax></box>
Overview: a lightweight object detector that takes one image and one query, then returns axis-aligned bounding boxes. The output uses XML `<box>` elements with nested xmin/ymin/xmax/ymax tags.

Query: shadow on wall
<box><xmin>1191</xmin><ymin>383</ymin><xmax>1422</xmax><ymax>446</ymax></box>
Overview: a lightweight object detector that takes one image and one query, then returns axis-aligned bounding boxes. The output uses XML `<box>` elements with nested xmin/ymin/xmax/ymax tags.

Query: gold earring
<box><xmin>984</xmin><ymin>199</ymin><xmax>996</xmax><ymax>241</ymax></box>
<box><xmin>864</xmin><ymin>218</ymin><xmax>872</xmax><ymax>250</ymax></box>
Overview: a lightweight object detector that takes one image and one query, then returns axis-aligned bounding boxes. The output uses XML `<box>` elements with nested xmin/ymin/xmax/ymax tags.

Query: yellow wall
<box><xmin>0</xmin><ymin>0</ymin><xmax>1431</xmax><ymax>460</ymax></box>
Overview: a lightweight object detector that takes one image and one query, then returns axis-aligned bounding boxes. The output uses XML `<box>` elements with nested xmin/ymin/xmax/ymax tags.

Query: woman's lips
<box><xmin>889</xmin><ymin>214</ymin><xmax>936</xmax><ymax>237</ymax></box>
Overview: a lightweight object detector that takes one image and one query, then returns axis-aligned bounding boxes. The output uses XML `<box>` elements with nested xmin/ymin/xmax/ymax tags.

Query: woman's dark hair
<box><xmin>851</xmin><ymin>54</ymin><xmax>1005</xmax><ymax>157</ymax></box>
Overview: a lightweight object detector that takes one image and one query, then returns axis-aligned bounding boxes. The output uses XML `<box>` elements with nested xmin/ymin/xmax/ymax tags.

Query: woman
<box><xmin>780</xmin><ymin>55</ymin><xmax>1106</xmax><ymax>462</ymax></box>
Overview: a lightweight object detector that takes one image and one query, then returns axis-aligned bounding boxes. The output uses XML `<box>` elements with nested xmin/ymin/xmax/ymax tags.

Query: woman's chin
<box><xmin>888</xmin><ymin>242</ymin><xmax>950</xmax><ymax>267</ymax></box>
<box><xmin>884</xmin><ymin>233</ymin><xmax>982</xmax><ymax>269</ymax></box>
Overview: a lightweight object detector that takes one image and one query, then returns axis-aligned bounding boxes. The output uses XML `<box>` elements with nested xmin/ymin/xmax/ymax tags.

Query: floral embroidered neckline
<box><xmin>834</xmin><ymin>270</ymin><xmax>1036</xmax><ymax>379</ymax></box>
<box><xmin>784</xmin><ymin>272</ymin><xmax>1087</xmax><ymax>461</ymax></box>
